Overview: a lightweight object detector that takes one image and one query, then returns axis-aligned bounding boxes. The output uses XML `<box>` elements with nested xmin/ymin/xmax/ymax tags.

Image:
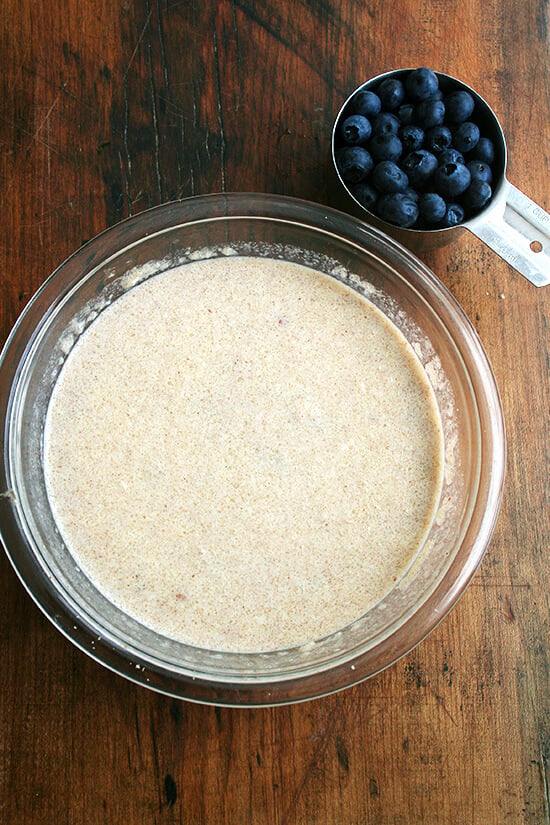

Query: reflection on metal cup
<box><xmin>331</xmin><ymin>69</ymin><xmax>550</xmax><ymax>287</ymax></box>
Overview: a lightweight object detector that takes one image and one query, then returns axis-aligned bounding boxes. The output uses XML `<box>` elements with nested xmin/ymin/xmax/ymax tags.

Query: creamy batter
<box><xmin>44</xmin><ymin>255</ymin><xmax>443</xmax><ymax>652</ymax></box>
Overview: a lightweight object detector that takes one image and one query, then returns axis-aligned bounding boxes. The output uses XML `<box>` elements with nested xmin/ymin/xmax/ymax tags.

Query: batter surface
<box><xmin>44</xmin><ymin>256</ymin><xmax>443</xmax><ymax>651</ymax></box>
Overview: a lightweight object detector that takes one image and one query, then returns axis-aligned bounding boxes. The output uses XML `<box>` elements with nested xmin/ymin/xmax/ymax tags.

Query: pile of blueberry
<box><xmin>334</xmin><ymin>68</ymin><xmax>497</xmax><ymax>229</ymax></box>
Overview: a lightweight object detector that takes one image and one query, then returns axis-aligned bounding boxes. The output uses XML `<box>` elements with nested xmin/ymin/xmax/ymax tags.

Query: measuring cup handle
<box><xmin>468</xmin><ymin>181</ymin><xmax>550</xmax><ymax>287</ymax></box>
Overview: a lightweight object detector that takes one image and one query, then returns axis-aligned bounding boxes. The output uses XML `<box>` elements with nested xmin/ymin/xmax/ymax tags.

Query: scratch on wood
<box><xmin>125</xmin><ymin>7</ymin><xmax>153</xmax><ymax>77</ymax></box>
<box><xmin>503</xmin><ymin>594</ymin><xmax>516</xmax><ymax>622</ymax></box>
<box><xmin>145</xmin><ymin>8</ymin><xmax>164</xmax><ymax>203</ymax></box>
<box><xmin>121</xmin><ymin>15</ymin><xmax>139</xmax><ymax>219</ymax></box>
<box><xmin>469</xmin><ymin>580</ymin><xmax>532</xmax><ymax>588</ymax></box>
<box><xmin>433</xmin><ymin>691</ymin><xmax>459</xmax><ymax>727</ymax></box>
<box><xmin>277</xmin><ymin>714</ymin><xmax>336</xmax><ymax>825</ymax></box>
<box><xmin>192</xmin><ymin>83</ymin><xmax>199</xmax><ymax>130</ymax></box>
<box><xmin>133</xmin><ymin>702</ymin><xmax>142</xmax><ymax>751</ymax></box>
<box><xmin>404</xmin><ymin>659</ymin><xmax>459</xmax><ymax>726</ymax></box>
<box><xmin>277</xmin><ymin>697</ymin><xmax>361</xmax><ymax>825</ymax></box>
<box><xmin>155</xmin><ymin>0</ymin><xmax>170</xmax><ymax>90</ymax></box>
<box><xmin>157</xmin><ymin>96</ymin><xmax>188</xmax><ymax>119</ymax></box>
<box><xmin>0</xmin><ymin>114</ymin><xmax>60</xmax><ymax>156</ymax></box>
<box><xmin>20</xmin><ymin>199</ymin><xmax>79</xmax><ymax>229</ymax></box>
<box><xmin>211</xmin><ymin>12</ymin><xmax>227</xmax><ymax>192</ymax></box>
<box><xmin>33</xmin><ymin>93</ymin><xmax>61</xmax><ymax>141</ymax></box>
<box><xmin>230</xmin><ymin>0</ymin><xmax>241</xmax><ymax>64</ymax></box>
<box><xmin>149</xmin><ymin>711</ymin><xmax>163</xmax><ymax>809</ymax></box>
<box><xmin>118</xmin><ymin>149</ymin><xmax>132</xmax><ymax>217</ymax></box>
<box><xmin>230</xmin><ymin>0</ymin><xmax>345</xmax><ymax>95</ymax></box>
<box><xmin>540</xmin><ymin>745</ymin><xmax>550</xmax><ymax>825</ymax></box>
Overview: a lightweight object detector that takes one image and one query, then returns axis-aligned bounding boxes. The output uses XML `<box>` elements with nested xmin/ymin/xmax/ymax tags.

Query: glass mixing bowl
<box><xmin>0</xmin><ymin>193</ymin><xmax>505</xmax><ymax>706</ymax></box>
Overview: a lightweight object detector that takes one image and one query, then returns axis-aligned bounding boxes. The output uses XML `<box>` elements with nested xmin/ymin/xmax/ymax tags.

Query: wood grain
<box><xmin>1</xmin><ymin>0</ymin><xmax>549</xmax><ymax>823</ymax></box>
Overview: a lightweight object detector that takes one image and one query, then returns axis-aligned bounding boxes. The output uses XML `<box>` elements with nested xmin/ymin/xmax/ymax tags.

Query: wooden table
<box><xmin>1</xmin><ymin>1</ymin><xmax>549</xmax><ymax>822</ymax></box>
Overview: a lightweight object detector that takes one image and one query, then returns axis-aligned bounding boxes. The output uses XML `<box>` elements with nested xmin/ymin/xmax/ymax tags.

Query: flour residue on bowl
<box><xmin>43</xmin><ymin>256</ymin><xmax>444</xmax><ymax>652</ymax></box>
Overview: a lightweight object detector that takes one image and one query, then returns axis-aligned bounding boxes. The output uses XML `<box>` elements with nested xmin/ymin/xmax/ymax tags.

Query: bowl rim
<box><xmin>0</xmin><ymin>192</ymin><xmax>506</xmax><ymax>705</ymax></box>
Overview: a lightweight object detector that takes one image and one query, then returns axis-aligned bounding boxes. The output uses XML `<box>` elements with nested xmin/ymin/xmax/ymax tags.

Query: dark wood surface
<box><xmin>1</xmin><ymin>1</ymin><xmax>549</xmax><ymax>823</ymax></box>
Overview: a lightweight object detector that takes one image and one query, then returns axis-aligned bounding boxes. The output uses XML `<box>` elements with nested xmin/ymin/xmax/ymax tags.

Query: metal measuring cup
<box><xmin>331</xmin><ymin>69</ymin><xmax>550</xmax><ymax>287</ymax></box>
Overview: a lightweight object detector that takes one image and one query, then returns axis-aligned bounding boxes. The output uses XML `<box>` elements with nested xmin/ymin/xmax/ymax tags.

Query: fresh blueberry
<box><xmin>399</xmin><ymin>124</ymin><xmax>425</xmax><ymax>153</ymax></box>
<box><xmin>441</xmin><ymin>203</ymin><xmax>465</xmax><ymax>227</ymax></box>
<box><xmin>438</xmin><ymin>148</ymin><xmax>465</xmax><ymax>166</ymax></box>
<box><xmin>372</xmin><ymin>160</ymin><xmax>409</xmax><ymax>193</ymax></box>
<box><xmin>444</xmin><ymin>90</ymin><xmax>475</xmax><ymax>123</ymax></box>
<box><xmin>397</xmin><ymin>103</ymin><xmax>415</xmax><ymax>125</ymax></box>
<box><xmin>466</xmin><ymin>160</ymin><xmax>493</xmax><ymax>184</ymax></box>
<box><xmin>371</xmin><ymin>112</ymin><xmax>400</xmax><ymax>136</ymax></box>
<box><xmin>462</xmin><ymin>179</ymin><xmax>492</xmax><ymax>211</ymax></box>
<box><xmin>377</xmin><ymin>77</ymin><xmax>405</xmax><ymax>110</ymax></box>
<box><xmin>452</xmin><ymin>121</ymin><xmax>480</xmax><ymax>153</ymax></box>
<box><xmin>351</xmin><ymin>89</ymin><xmax>382</xmax><ymax>118</ymax></box>
<box><xmin>401</xmin><ymin>150</ymin><xmax>438</xmax><ymax>188</ymax></box>
<box><xmin>418</xmin><ymin>192</ymin><xmax>447</xmax><ymax>224</ymax></box>
<box><xmin>434</xmin><ymin>161</ymin><xmax>472</xmax><ymax>198</ymax></box>
<box><xmin>377</xmin><ymin>193</ymin><xmax>419</xmax><ymax>227</ymax></box>
<box><xmin>405</xmin><ymin>68</ymin><xmax>440</xmax><ymax>101</ymax></box>
<box><xmin>424</xmin><ymin>125</ymin><xmax>453</xmax><ymax>154</ymax></box>
<box><xmin>335</xmin><ymin>69</ymin><xmax>497</xmax><ymax>233</ymax></box>
<box><xmin>336</xmin><ymin>146</ymin><xmax>374</xmax><ymax>183</ymax></box>
<box><xmin>416</xmin><ymin>98</ymin><xmax>445</xmax><ymax>128</ymax></box>
<box><xmin>350</xmin><ymin>182</ymin><xmax>378</xmax><ymax>211</ymax></box>
<box><xmin>472</xmin><ymin>136</ymin><xmax>495</xmax><ymax>165</ymax></box>
<box><xmin>368</xmin><ymin>133</ymin><xmax>403</xmax><ymax>162</ymax></box>
<box><xmin>404</xmin><ymin>186</ymin><xmax>420</xmax><ymax>202</ymax></box>
<box><xmin>340</xmin><ymin>114</ymin><xmax>372</xmax><ymax>145</ymax></box>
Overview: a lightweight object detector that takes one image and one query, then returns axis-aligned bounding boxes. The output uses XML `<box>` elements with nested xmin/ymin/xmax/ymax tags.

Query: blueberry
<box><xmin>418</xmin><ymin>192</ymin><xmax>447</xmax><ymax>224</ymax></box>
<box><xmin>397</xmin><ymin>103</ymin><xmax>415</xmax><ymax>125</ymax></box>
<box><xmin>350</xmin><ymin>182</ymin><xmax>378</xmax><ymax>211</ymax></box>
<box><xmin>336</xmin><ymin>146</ymin><xmax>374</xmax><ymax>183</ymax></box>
<box><xmin>466</xmin><ymin>160</ymin><xmax>493</xmax><ymax>184</ymax></box>
<box><xmin>377</xmin><ymin>77</ymin><xmax>405</xmax><ymax>110</ymax></box>
<box><xmin>424</xmin><ymin>125</ymin><xmax>453</xmax><ymax>154</ymax></box>
<box><xmin>368</xmin><ymin>133</ymin><xmax>403</xmax><ymax>162</ymax></box>
<box><xmin>403</xmin><ymin>186</ymin><xmax>420</xmax><ymax>202</ymax></box>
<box><xmin>340</xmin><ymin>114</ymin><xmax>372</xmax><ymax>146</ymax></box>
<box><xmin>371</xmin><ymin>112</ymin><xmax>400</xmax><ymax>136</ymax></box>
<box><xmin>441</xmin><ymin>203</ymin><xmax>465</xmax><ymax>227</ymax></box>
<box><xmin>377</xmin><ymin>193</ymin><xmax>419</xmax><ymax>227</ymax></box>
<box><xmin>462</xmin><ymin>179</ymin><xmax>492</xmax><ymax>211</ymax></box>
<box><xmin>472</xmin><ymin>136</ymin><xmax>495</xmax><ymax>165</ymax></box>
<box><xmin>401</xmin><ymin>150</ymin><xmax>438</xmax><ymax>188</ymax></box>
<box><xmin>438</xmin><ymin>148</ymin><xmax>465</xmax><ymax>166</ymax></box>
<box><xmin>351</xmin><ymin>89</ymin><xmax>382</xmax><ymax>118</ymax></box>
<box><xmin>399</xmin><ymin>124</ymin><xmax>424</xmax><ymax>153</ymax></box>
<box><xmin>405</xmin><ymin>68</ymin><xmax>439</xmax><ymax>101</ymax></box>
<box><xmin>372</xmin><ymin>160</ymin><xmax>409</xmax><ymax>193</ymax></box>
<box><xmin>335</xmin><ymin>70</ymin><xmax>497</xmax><ymax>233</ymax></box>
<box><xmin>444</xmin><ymin>90</ymin><xmax>475</xmax><ymax>123</ymax></box>
<box><xmin>434</xmin><ymin>161</ymin><xmax>471</xmax><ymax>198</ymax></box>
<box><xmin>452</xmin><ymin>121</ymin><xmax>480</xmax><ymax>153</ymax></box>
<box><xmin>416</xmin><ymin>98</ymin><xmax>445</xmax><ymax>128</ymax></box>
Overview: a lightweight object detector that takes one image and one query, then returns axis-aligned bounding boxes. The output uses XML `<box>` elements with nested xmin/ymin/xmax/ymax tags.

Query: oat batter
<box><xmin>44</xmin><ymin>256</ymin><xmax>443</xmax><ymax>651</ymax></box>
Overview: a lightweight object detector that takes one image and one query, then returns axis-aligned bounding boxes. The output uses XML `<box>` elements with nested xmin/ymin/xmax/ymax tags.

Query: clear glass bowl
<box><xmin>0</xmin><ymin>193</ymin><xmax>505</xmax><ymax>706</ymax></box>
